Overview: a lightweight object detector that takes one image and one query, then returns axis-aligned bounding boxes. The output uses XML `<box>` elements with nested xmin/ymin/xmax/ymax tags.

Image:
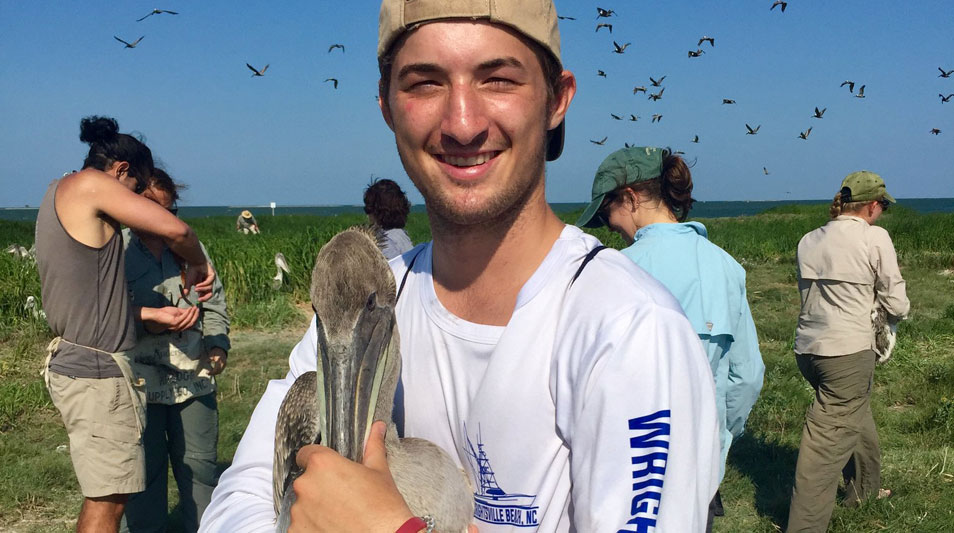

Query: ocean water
<box><xmin>1</xmin><ymin>198</ymin><xmax>951</xmax><ymax>222</ymax></box>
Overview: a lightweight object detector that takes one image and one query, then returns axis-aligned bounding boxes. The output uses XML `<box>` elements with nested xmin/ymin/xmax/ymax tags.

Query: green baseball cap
<box><xmin>377</xmin><ymin>0</ymin><xmax>566</xmax><ymax>161</ymax></box>
<box><xmin>576</xmin><ymin>146</ymin><xmax>670</xmax><ymax>228</ymax></box>
<box><xmin>840</xmin><ymin>171</ymin><xmax>895</xmax><ymax>203</ymax></box>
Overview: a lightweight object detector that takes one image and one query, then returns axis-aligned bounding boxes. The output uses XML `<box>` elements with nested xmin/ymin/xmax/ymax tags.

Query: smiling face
<box><xmin>380</xmin><ymin>21</ymin><xmax>572</xmax><ymax>227</ymax></box>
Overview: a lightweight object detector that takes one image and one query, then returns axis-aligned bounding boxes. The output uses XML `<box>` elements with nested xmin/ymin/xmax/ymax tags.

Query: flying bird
<box><xmin>651</xmin><ymin>114</ymin><xmax>663</xmax><ymax>123</ymax></box>
<box><xmin>771</xmin><ymin>1</ymin><xmax>787</xmax><ymax>12</ymax></box>
<box><xmin>597</xmin><ymin>70</ymin><xmax>607</xmax><ymax>78</ymax></box>
<box><xmin>272</xmin><ymin>228</ymin><xmax>473</xmax><ymax>533</ymax></box>
<box><xmin>247</xmin><ymin>63</ymin><xmax>269</xmax><ymax>77</ymax></box>
<box><xmin>812</xmin><ymin>107</ymin><xmax>826</xmax><ymax>118</ymax></box>
<box><xmin>763</xmin><ymin>167</ymin><xmax>770</xmax><ymax>175</ymax></box>
<box><xmin>698</xmin><ymin>36</ymin><xmax>715</xmax><ymax>47</ymax></box>
<box><xmin>632</xmin><ymin>86</ymin><xmax>647</xmax><ymax>94</ymax></box>
<box><xmin>629</xmin><ymin>114</ymin><xmax>639</xmax><ymax>122</ymax></box>
<box><xmin>940</xmin><ymin>94</ymin><xmax>954</xmax><ymax>103</ymax></box>
<box><xmin>931</xmin><ymin>128</ymin><xmax>941</xmax><ymax>135</ymax></box>
<box><xmin>840</xmin><ymin>80</ymin><xmax>855</xmax><ymax>93</ymax></box>
<box><xmin>137</xmin><ymin>8</ymin><xmax>177</xmax><ymax>22</ymax></box>
<box><xmin>610</xmin><ymin>113</ymin><xmax>622</xmax><ymax>120</ymax></box>
<box><xmin>691</xmin><ymin>135</ymin><xmax>699</xmax><ymax>143</ymax></box>
<box><xmin>328</xmin><ymin>44</ymin><xmax>345</xmax><ymax>53</ymax></box>
<box><xmin>648</xmin><ymin>88</ymin><xmax>664</xmax><ymax>101</ymax></box>
<box><xmin>938</xmin><ymin>67</ymin><xmax>953</xmax><ymax>78</ymax></box>
<box><xmin>722</xmin><ymin>98</ymin><xmax>736</xmax><ymax>105</ymax></box>
<box><xmin>558</xmin><ymin>15</ymin><xmax>576</xmax><ymax>20</ymax></box>
<box><xmin>596</xmin><ymin>23</ymin><xmax>613</xmax><ymax>33</ymax></box>
<box><xmin>688</xmin><ymin>49</ymin><xmax>704</xmax><ymax>58</ymax></box>
<box><xmin>855</xmin><ymin>85</ymin><xmax>866</xmax><ymax>98</ymax></box>
<box><xmin>272</xmin><ymin>252</ymin><xmax>291</xmax><ymax>290</ymax></box>
<box><xmin>590</xmin><ymin>137</ymin><xmax>608</xmax><ymax>145</ymax></box>
<box><xmin>612</xmin><ymin>41</ymin><xmax>631</xmax><ymax>54</ymax></box>
<box><xmin>597</xmin><ymin>7</ymin><xmax>616</xmax><ymax>18</ymax></box>
<box><xmin>324</xmin><ymin>78</ymin><xmax>339</xmax><ymax>89</ymax></box>
<box><xmin>798</xmin><ymin>127</ymin><xmax>812</xmax><ymax>140</ymax></box>
<box><xmin>114</xmin><ymin>35</ymin><xmax>144</xmax><ymax>48</ymax></box>
<box><xmin>649</xmin><ymin>75</ymin><xmax>666</xmax><ymax>87</ymax></box>
<box><xmin>745</xmin><ymin>124</ymin><xmax>760</xmax><ymax>135</ymax></box>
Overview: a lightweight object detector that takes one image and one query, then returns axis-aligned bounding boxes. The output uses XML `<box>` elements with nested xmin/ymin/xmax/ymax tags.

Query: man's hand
<box><xmin>140</xmin><ymin>306</ymin><xmax>199</xmax><ymax>333</ymax></box>
<box><xmin>288</xmin><ymin>421</ymin><xmax>413</xmax><ymax>533</ymax></box>
<box><xmin>208</xmin><ymin>347</ymin><xmax>228</xmax><ymax>376</ymax></box>
<box><xmin>183</xmin><ymin>261</ymin><xmax>216</xmax><ymax>302</ymax></box>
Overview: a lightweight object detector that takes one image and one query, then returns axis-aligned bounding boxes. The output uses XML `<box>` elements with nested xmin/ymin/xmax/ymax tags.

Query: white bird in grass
<box><xmin>25</xmin><ymin>296</ymin><xmax>46</xmax><ymax>321</ymax></box>
<box><xmin>273</xmin><ymin>227</ymin><xmax>473</xmax><ymax>532</ymax></box>
<box><xmin>5</xmin><ymin>244</ymin><xmax>30</xmax><ymax>259</ymax></box>
<box><xmin>273</xmin><ymin>252</ymin><xmax>290</xmax><ymax>289</ymax></box>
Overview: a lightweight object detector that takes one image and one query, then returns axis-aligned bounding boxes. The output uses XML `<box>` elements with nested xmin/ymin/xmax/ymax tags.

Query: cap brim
<box><xmin>883</xmin><ymin>191</ymin><xmax>896</xmax><ymax>203</ymax></box>
<box><xmin>575</xmin><ymin>192</ymin><xmax>607</xmax><ymax>228</ymax></box>
<box><xmin>546</xmin><ymin>119</ymin><xmax>565</xmax><ymax>162</ymax></box>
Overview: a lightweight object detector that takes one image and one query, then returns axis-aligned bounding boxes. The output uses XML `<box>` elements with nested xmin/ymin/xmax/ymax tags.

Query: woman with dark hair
<box><xmin>120</xmin><ymin>169</ymin><xmax>229</xmax><ymax>533</ymax></box>
<box><xmin>35</xmin><ymin>116</ymin><xmax>216</xmax><ymax>533</ymax></box>
<box><xmin>786</xmin><ymin>171</ymin><xmax>908</xmax><ymax>532</ymax></box>
<box><xmin>363</xmin><ymin>178</ymin><xmax>413</xmax><ymax>258</ymax></box>
<box><xmin>577</xmin><ymin>146</ymin><xmax>764</xmax><ymax>532</ymax></box>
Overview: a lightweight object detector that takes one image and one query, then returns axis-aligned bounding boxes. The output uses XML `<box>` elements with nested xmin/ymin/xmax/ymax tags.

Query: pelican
<box><xmin>5</xmin><ymin>244</ymin><xmax>31</xmax><ymax>259</ymax></box>
<box><xmin>273</xmin><ymin>228</ymin><xmax>473</xmax><ymax>532</ymax></box>
<box><xmin>25</xmin><ymin>296</ymin><xmax>46</xmax><ymax>321</ymax></box>
<box><xmin>114</xmin><ymin>35</ymin><xmax>144</xmax><ymax>48</ymax></box>
<box><xmin>273</xmin><ymin>252</ymin><xmax>290</xmax><ymax>289</ymax></box>
<box><xmin>872</xmin><ymin>306</ymin><xmax>897</xmax><ymax>364</ymax></box>
<box><xmin>247</xmin><ymin>63</ymin><xmax>269</xmax><ymax>77</ymax></box>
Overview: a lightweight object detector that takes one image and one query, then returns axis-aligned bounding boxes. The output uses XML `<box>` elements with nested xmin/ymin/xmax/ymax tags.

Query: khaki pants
<box><xmin>787</xmin><ymin>350</ymin><xmax>880</xmax><ymax>532</ymax></box>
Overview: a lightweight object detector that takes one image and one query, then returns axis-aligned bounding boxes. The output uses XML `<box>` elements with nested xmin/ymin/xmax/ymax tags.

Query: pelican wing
<box><xmin>273</xmin><ymin>371</ymin><xmax>321</xmax><ymax>515</ymax></box>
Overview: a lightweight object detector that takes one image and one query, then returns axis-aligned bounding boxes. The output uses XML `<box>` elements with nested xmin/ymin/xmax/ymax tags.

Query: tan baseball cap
<box><xmin>378</xmin><ymin>0</ymin><xmax>566</xmax><ymax>160</ymax></box>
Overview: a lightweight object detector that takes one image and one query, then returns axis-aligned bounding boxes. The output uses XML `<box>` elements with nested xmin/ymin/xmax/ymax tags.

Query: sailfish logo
<box><xmin>464</xmin><ymin>423</ymin><xmax>539</xmax><ymax>527</ymax></box>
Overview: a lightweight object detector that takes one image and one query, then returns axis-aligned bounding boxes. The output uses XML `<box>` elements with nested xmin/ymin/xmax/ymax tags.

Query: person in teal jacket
<box><xmin>119</xmin><ymin>168</ymin><xmax>230</xmax><ymax>533</ymax></box>
<box><xmin>577</xmin><ymin>146</ymin><xmax>765</xmax><ymax>531</ymax></box>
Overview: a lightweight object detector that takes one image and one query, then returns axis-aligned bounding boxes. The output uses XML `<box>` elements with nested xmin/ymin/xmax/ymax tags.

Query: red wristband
<box><xmin>395</xmin><ymin>516</ymin><xmax>427</xmax><ymax>533</ymax></box>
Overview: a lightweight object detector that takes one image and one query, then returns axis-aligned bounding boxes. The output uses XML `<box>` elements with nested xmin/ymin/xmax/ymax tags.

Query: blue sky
<box><xmin>1</xmin><ymin>1</ymin><xmax>951</xmax><ymax>207</ymax></box>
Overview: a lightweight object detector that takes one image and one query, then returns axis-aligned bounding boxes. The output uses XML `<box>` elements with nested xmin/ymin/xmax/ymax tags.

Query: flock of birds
<box><xmin>112</xmin><ymin>7</ymin><xmax>345</xmax><ymax>90</ymax></box>
<box><xmin>562</xmin><ymin>3</ymin><xmax>951</xmax><ymax>176</ymax></box>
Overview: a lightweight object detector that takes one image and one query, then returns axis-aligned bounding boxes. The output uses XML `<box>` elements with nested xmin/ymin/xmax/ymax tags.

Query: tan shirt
<box><xmin>794</xmin><ymin>215</ymin><xmax>909</xmax><ymax>356</ymax></box>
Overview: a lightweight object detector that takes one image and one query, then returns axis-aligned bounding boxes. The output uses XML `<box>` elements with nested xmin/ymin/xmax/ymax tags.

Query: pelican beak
<box><xmin>316</xmin><ymin>292</ymin><xmax>395</xmax><ymax>463</ymax></box>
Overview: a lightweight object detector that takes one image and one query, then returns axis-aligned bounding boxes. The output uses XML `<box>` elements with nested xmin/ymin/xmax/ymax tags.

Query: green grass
<box><xmin>2</xmin><ymin>208</ymin><xmax>953</xmax><ymax>531</ymax></box>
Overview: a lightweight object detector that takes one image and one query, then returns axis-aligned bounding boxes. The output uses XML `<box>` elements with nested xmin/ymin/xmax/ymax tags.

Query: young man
<box><xmin>37</xmin><ymin>116</ymin><xmax>216</xmax><ymax>533</ymax></box>
<box><xmin>200</xmin><ymin>2</ymin><xmax>719</xmax><ymax>531</ymax></box>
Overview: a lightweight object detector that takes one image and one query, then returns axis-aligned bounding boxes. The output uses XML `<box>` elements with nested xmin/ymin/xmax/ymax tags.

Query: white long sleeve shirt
<box><xmin>200</xmin><ymin>225</ymin><xmax>719</xmax><ymax>532</ymax></box>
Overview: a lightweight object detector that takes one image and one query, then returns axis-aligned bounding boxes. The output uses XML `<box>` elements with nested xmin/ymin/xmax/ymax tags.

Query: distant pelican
<box><xmin>25</xmin><ymin>296</ymin><xmax>46</xmax><ymax>321</ymax></box>
<box><xmin>5</xmin><ymin>244</ymin><xmax>31</xmax><ymax>259</ymax></box>
<box><xmin>273</xmin><ymin>252</ymin><xmax>290</xmax><ymax>289</ymax></box>
<box><xmin>272</xmin><ymin>227</ymin><xmax>473</xmax><ymax>532</ymax></box>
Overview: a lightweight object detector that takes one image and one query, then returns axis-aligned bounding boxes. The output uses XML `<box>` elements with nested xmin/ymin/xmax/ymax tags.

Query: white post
<box><xmin>270</xmin><ymin>202</ymin><xmax>276</xmax><ymax>216</ymax></box>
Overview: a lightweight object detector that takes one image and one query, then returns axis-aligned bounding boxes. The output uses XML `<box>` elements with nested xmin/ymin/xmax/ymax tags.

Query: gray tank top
<box><xmin>36</xmin><ymin>179</ymin><xmax>136</xmax><ymax>378</ymax></box>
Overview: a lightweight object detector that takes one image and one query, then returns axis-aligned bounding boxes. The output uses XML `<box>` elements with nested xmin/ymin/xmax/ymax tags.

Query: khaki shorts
<box><xmin>47</xmin><ymin>372</ymin><xmax>145</xmax><ymax>498</ymax></box>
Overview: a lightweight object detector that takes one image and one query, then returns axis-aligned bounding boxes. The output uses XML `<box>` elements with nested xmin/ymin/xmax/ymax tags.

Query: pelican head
<box><xmin>274</xmin><ymin>227</ymin><xmax>473</xmax><ymax>532</ymax></box>
<box><xmin>310</xmin><ymin>227</ymin><xmax>399</xmax><ymax>462</ymax></box>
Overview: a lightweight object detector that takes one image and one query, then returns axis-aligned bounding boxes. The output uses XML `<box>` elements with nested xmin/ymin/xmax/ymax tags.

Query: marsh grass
<box><xmin>2</xmin><ymin>207</ymin><xmax>953</xmax><ymax>531</ymax></box>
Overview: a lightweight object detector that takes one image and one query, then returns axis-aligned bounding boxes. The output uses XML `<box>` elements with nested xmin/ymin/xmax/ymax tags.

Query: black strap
<box><xmin>396</xmin><ymin>246</ymin><xmax>425</xmax><ymax>303</ymax></box>
<box><xmin>570</xmin><ymin>245</ymin><xmax>607</xmax><ymax>287</ymax></box>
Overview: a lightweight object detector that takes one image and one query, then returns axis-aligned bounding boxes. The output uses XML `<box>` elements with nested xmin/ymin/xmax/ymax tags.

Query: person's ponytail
<box><xmin>659</xmin><ymin>153</ymin><xmax>695</xmax><ymax>222</ymax></box>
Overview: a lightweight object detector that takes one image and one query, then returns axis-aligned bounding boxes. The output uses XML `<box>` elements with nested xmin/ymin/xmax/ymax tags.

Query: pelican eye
<box><xmin>366</xmin><ymin>292</ymin><xmax>377</xmax><ymax>311</ymax></box>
